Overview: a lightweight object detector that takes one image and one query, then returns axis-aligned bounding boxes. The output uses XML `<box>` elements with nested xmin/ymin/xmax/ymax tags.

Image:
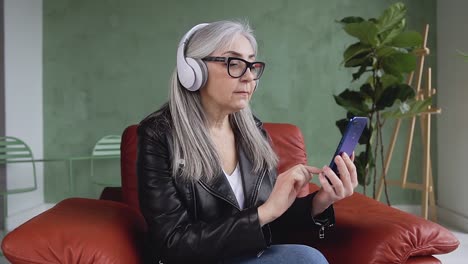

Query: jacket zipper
<box><xmin>319</xmin><ymin>226</ymin><xmax>325</xmax><ymax>239</ymax></box>
<box><xmin>250</xmin><ymin>169</ymin><xmax>266</xmax><ymax>206</ymax></box>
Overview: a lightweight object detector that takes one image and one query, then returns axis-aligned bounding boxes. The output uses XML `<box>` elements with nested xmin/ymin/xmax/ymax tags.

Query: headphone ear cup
<box><xmin>177</xmin><ymin>47</ymin><xmax>195</xmax><ymax>89</ymax></box>
<box><xmin>197</xmin><ymin>59</ymin><xmax>208</xmax><ymax>88</ymax></box>
<box><xmin>176</xmin><ymin>23</ymin><xmax>210</xmax><ymax>91</ymax></box>
<box><xmin>185</xmin><ymin>58</ymin><xmax>208</xmax><ymax>91</ymax></box>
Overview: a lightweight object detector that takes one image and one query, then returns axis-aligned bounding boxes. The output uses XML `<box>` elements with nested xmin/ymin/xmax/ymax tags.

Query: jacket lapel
<box><xmin>238</xmin><ymin>146</ymin><xmax>265</xmax><ymax>208</ymax></box>
<box><xmin>198</xmin><ymin>119</ymin><xmax>268</xmax><ymax>211</ymax></box>
<box><xmin>199</xmin><ymin>169</ymin><xmax>240</xmax><ymax>210</ymax></box>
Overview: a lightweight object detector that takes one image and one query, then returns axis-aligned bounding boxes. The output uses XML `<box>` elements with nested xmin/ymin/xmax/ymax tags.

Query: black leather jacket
<box><xmin>137</xmin><ymin>106</ymin><xmax>334</xmax><ymax>263</ymax></box>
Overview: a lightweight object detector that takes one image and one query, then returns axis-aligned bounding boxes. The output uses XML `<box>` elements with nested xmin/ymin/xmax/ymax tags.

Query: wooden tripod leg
<box><xmin>429</xmin><ymin>165</ymin><xmax>437</xmax><ymax>222</ymax></box>
<box><xmin>419</xmin><ymin>113</ymin><xmax>437</xmax><ymax>221</ymax></box>
<box><xmin>421</xmin><ymin>67</ymin><xmax>437</xmax><ymax>222</ymax></box>
<box><xmin>421</xmin><ymin>112</ymin><xmax>431</xmax><ymax>220</ymax></box>
<box><xmin>401</xmin><ymin>116</ymin><xmax>416</xmax><ymax>187</ymax></box>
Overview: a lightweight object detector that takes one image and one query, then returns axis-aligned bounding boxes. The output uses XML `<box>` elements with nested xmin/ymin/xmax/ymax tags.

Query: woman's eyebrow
<box><xmin>221</xmin><ymin>51</ymin><xmax>256</xmax><ymax>59</ymax></box>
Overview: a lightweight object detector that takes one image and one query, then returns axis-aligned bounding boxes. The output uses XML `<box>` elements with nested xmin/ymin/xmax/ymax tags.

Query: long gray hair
<box><xmin>169</xmin><ymin>20</ymin><xmax>277</xmax><ymax>181</ymax></box>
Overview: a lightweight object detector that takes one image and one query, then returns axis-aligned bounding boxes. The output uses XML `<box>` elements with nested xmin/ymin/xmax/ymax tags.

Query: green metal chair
<box><xmin>0</xmin><ymin>136</ymin><xmax>38</xmax><ymax>234</ymax></box>
<box><xmin>90</xmin><ymin>135</ymin><xmax>121</xmax><ymax>186</ymax></box>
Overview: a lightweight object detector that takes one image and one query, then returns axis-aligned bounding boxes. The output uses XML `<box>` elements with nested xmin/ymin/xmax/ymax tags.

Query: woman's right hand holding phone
<box><xmin>312</xmin><ymin>152</ymin><xmax>358</xmax><ymax>216</ymax></box>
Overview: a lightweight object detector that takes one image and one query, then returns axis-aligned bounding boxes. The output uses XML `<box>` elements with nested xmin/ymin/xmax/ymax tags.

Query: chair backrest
<box><xmin>0</xmin><ymin>136</ymin><xmax>37</xmax><ymax>194</ymax></box>
<box><xmin>90</xmin><ymin>135</ymin><xmax>122</xmax><ymax>186</ymax></box>
<box><xmin>120</xmin><ymin>123</ymin><xmax>309</xmax><ymax>211</ymax></box>
<box><xmin>91</xmin><ymin>135</ymin><xmax>122</xmax><ymax>157</ymax></box>
<box><xmin>120</xmin><ymin>126</ymin><xmax>139</xmax><ymax>209</ymax></box>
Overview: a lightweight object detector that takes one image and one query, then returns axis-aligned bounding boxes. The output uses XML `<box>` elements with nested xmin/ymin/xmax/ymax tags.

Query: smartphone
<box><xmin>328</xmin><ymin>117</ymin><xmax>368</xmax><ymax>180</ymax></box>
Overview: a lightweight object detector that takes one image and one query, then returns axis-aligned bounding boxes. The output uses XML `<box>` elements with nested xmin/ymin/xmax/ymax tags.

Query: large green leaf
<box><xmin>338</xmin><ymin>16</ymin><xmax>365</xmax><ymax>24</ymax></box>
<box><xmin>379</xmin><ymin>18</ymin><xmax>405</xmax><ymax>45</ymax></box>
<box><xmin>359</xmin><ymin>83</ymin><xmax>374</xmax><ymax>98</ymax></box>
<box><xmin>376</xmin><ymin>2</ymin><xmax>406</xmax><ymax>34</ymax></box>
<box><xmin>381</xmin><ymin>98</ymin><xmax>433</xmax><ymax>119</ymax></box>
<box><xmin>334</xmin><ymin>89</ymin><xmax>370</xmax><ymax>115</ymax></box>
<box><xmin>381</xmin><ymin>52</ymin><xmax>417</xmax><ymax>77</ymax></box>
<box><xmin>381</xmin><ymin>74</ymin><xmax>401</xmax><ymax>89</ymax></box>
<box><xmin>390</xmin><ymin>31</ymin><xmax>423</xmax><ymax>48</ymax></box>
<box><xmin>356</xmin><ymin>151</ymin><xmax>371</xmax><ymax>186</ymax></box>
<box><xmin>352</xmin><ymin>64</ymin><xmax>371</xmax><ymax>81</ymax></box>
<box><xmin>344</xmin><ymin>21</ymin><xmax>379</xmax><ymax>46</ymax></box>
<box><xmin>359</xmin><ymin>125</ymin><xmax>372</xmax><ymax>145</ymax></box>
<box><xmin>345</xmin><ymin>52</ymin><xmax>372</xmax><ymax>68</ymax></box>
<box><xmin>376</xmin><ymin>46</ymin><xmax>396</xmax><ymax>58</ymax></box>
<box><xmin>343</xmin><ymin>42</ymin><xmax>372</xmax><ymax>64</ymax></box>
<box><xmin>375</xmin><ymin>83</ymin><xmax>415</xmax><ymax>110</ymax></box>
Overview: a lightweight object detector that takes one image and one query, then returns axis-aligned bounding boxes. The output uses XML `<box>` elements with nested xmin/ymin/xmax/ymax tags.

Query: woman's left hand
<box><xmin>312</xmin><ymin>152</ymin><xmax>358</xmax><ymax>216</ymax></box>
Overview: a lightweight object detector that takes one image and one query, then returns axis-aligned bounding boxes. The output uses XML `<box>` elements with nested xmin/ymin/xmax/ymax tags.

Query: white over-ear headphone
<box><xmin>176</xmin><ymin>23</ymin><xmax>210</xmax><ymax>91</ymax></box>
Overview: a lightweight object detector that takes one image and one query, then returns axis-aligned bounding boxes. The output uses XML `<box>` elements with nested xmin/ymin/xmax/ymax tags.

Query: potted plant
<box><xmin>334</xmin><ymin>2</ymin><xmax>432</xmax><ymax>203</ymax></box>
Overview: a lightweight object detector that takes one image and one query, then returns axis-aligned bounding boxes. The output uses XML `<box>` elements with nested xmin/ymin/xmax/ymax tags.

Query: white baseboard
<box><xmin>392</xmin><ymin>204</ymin><xmax>422</xmax><ymax>216</ymax></box>
<box><xmin>392</xmin><ymin>204</ymin><xmax>468</xmax><ymax>232</ymax></box>
<box><xmin>6</xmin><ymin>203</ymin><xmax>55</xmax><ymax>232</ymax></box>
<box><xmin>437</xmin><ymin>206</ymin><xmax>468</xmax><ymax>232</ymax></box>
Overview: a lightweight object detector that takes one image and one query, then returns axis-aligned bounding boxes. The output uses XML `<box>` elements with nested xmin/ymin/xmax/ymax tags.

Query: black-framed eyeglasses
<box><xmin>202</xmin><ymin>56</ymin><xmax>266</xmax><ymax>80</ymax></box>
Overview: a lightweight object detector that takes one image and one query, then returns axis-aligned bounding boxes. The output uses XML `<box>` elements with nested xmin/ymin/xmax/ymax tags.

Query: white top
<box><xmin>223</xmin><ymin>163</ymin><xmax>245</xmax><ymax>210</ymax></box>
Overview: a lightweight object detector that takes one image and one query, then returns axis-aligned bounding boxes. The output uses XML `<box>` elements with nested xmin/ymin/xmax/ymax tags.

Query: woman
<box><xmin>137</xmin><ymin>20</ymin><xmax>358</xmax><ymax>264</ymax></box>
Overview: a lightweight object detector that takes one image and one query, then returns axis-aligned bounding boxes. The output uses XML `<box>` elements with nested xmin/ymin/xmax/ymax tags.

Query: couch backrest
<box><xmin>120</xmin><ymin>123</ymin><xmax>309</xmax><ymax>211</ymax></box>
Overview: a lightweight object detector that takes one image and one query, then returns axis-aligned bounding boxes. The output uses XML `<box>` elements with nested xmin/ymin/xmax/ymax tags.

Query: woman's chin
<box><xmin>236</xmin><ymin>100</ymin><xmax>250</xmax><ymax>109</ymax></box>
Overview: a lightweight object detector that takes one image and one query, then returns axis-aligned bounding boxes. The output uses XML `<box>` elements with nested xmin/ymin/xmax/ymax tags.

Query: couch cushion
<box><xmin>262</xmin><ymin>123</ymin><xmax>308</xmax><ymax>173</ymax></box>
<box><xmin>2</xmin><ymin>198</ymin><xmax>148</xmax><ymax>264</ymax></box>
<box><xmin>263</xmin><ymin>123</ymin><xmax>309</xmax><ymax>197</ymax></box>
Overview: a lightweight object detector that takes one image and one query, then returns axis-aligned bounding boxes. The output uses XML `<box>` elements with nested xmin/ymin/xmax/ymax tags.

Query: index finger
<box><xmin>304</xmin><ymin>165</ymin><xmax>322</xmax><ymax>175</ymax></box>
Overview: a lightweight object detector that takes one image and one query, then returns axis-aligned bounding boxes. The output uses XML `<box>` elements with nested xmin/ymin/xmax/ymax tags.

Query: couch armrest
<box><xmin>2</xmin><ymin>198</ymin><xmax>148</xmax><ymax>264</ymax></box>
<box><xmin>299</xmin><ymin>184</ymin><xmax>459</xmax><ymax>264</ymax></box>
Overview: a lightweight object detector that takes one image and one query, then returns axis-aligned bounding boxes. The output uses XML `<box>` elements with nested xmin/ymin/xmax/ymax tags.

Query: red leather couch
<box><xmin>1</xmin><ymin>123</ymin><xmax>459</xmax><ymax>264</ymax></box>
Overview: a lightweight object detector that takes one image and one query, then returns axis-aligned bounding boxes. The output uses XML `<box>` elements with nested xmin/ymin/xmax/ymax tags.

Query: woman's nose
<box><xmin>241</xmin><ymin>67</ymin><xmax>255</xmax><ymax>81</ymax></box>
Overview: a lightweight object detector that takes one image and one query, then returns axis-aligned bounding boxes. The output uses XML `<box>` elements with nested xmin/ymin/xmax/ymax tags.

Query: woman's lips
<box><xmin>234</xmin><ymin>91</ymin><xmax>250</xmax><ymax>95</ymax></box>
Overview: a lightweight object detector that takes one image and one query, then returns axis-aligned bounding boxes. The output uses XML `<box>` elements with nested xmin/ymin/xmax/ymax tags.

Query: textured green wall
<box><xmin>43</xmin><ymin>0</ymin><xmax>436</xmax><ymax>204</ymax></box>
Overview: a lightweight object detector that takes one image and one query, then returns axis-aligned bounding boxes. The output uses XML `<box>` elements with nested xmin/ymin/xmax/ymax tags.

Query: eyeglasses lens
<box><xmin>228</xmin><ymin>59</ymin><xmax>264</xmax><ymax>80</ymax></box>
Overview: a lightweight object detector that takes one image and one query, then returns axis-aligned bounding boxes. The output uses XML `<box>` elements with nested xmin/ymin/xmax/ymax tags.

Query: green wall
<box><xmin>43</xmin><ymin>0</ymin><xmax>437</xmax><ymax>204</ymax></box>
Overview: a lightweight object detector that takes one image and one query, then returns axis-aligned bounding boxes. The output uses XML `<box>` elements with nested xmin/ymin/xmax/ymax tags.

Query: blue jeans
<box><xmin>222</xmin><ymin>244</ymin><xmax>329</xmax><ymax>264</ymax></box>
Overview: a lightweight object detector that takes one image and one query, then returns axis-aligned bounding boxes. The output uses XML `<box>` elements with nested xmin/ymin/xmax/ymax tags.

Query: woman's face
<box><xmin>200</xmin><ymin>34</ymin><xmax>257</xmax><ymax>115</ymax></box>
